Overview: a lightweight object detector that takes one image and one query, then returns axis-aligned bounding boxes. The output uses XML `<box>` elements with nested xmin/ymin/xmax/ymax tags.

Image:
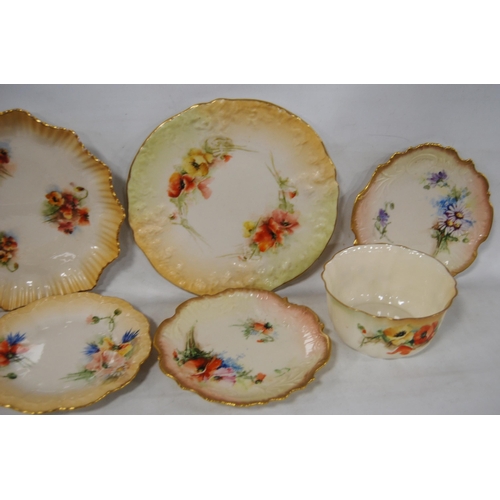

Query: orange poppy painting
<box><xmin>173</xmin><ymin>327</ymin><xmax>267</xmax><ymax>385</ymax></box>
<box><xmin>358</xmin><ymin>321</ymin><xmax>439</xmax><ymax>356</ymax></box>
<box><xmin>239</xmin><ymin>155</ymin><xmax>300</xmax><ymax>260</ymax></box>
<box><xmin>234</xmin><ymin>319</ymin><xmax>277</xmax><ymax>343</ymax></box>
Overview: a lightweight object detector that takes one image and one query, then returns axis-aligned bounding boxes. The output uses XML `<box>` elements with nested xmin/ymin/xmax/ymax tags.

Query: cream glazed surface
<box><xmin>323</xmin><ymin>244</ymin><xmax>458</xmax><ymax>359</ymax></box>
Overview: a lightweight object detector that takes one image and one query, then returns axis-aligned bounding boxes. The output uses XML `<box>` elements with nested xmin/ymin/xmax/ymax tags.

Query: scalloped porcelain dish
<box><xmin>128</xmin><ymin>99</ymin><xmax>338</xmax><ymax>295</ymax></box>
<box><xmin>0</xmin><ymin>292</ymin><xmax>151</xmax><ymax>413</ymax></box>
<box><xmin>154</xmin><ymin>289</ymin><xmax>330</xmax><ymax>406</ymax></box>
<box><xmin>0</xmin><ymin>109</ymin><xmax>124</xmax><ymax>310</ymax></box>
<box><xmin>352</xmin><ymin>144</ymin><xmax>493</xmax><ymax>275</ymax></box>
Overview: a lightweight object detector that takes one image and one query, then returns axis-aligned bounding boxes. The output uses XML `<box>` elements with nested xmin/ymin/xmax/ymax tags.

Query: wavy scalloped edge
<box><xmin>351</xmin><ymin>143</ymin><xmax>494</xmax><ymax>275</ymax></box>
<box><xmin>322</xmin><ymin>242</ymin><xmax>458</xmax><ymax>323</ymax></box>
<box><xmin>154</xmin><ymin>288</ymin><xmax>331</xmax><ymax>407</ymax></box>
<box><xmin>127</xmin><ymin>98</ymin><xmax>339</xmax><ymax>295</ymax></box>
<box><xmin>0</xmin><ymin>109</ymin><xmax>125</xmax><ymax>310</ymax></box>
<box><xmin>0</xmin><ymin>293</ymin><xmax>151</xmax><ymax>414</ymax></box>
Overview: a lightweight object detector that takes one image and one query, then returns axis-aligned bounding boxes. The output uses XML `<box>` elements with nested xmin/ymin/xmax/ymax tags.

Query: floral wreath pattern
<box><xmin>167</xmin><ymin>137</ymin><xmax>248</xmax><ymax>240</ymax></box>
<box><xmin>65</xmin><ymin>328</ymin><xmax>139</xmax><ymax>383</ymax></box>
<box><xmin>0</xmin><ymin>333</ymin><xmax>29</xmax><ymax>379</ymax></box>
<box><xmin>422</xmin><ymin>170</ymin><xmax>475</xmax><ymax>255</ymax></box>
<box><xmin>43</xmin><ymin>183</ymin><xmax>90</xmax><ymax>235</ymax></box>
<box><xmin>0</xmin><ymin>232</ymin><xmax>19</xmax><ymax>272</ymax></box>
<box><xmin>358</xmin><ymin>321</ymin><xmax>439</xmax><ymax>356</ymax></box>
<box><xmin>373</xmin><ymin>202</ymin><xmax>394</xmax><ymax>241</ymax></box>
<box><xmin>173</xmin><ymin>327</ymin><xmax>266</xmax><ymax>385</ymax></box>
<box><xmin>234</xmin><ymin>319</ymin><xmax>276</xmax><ymax>343</ymax></box>
<box><xmin>238</xmin><ymin>155</ymin><xmax>299</xmax><ymax>260</ymax></box>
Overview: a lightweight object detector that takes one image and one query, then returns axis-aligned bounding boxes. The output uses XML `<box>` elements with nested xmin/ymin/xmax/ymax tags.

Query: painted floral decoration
<box><xmin>43</xmin><ymin>183</ymin><xmax>90</xmax><ymax>234</ymax></box>
<box><xmin>423</xmin><ymin>170</ymin><xmax>475</xmax><ymax>255</ymax></box>
<box><xmin>0</xmin><ymin>147</ymin><xmax>12</xmax><ymax>181</ymax></box>
<box><xmin>0</xmin><ymin>333</ymin><xmax>29</xmax><ymax>379</ymax></box>
<box><xmin>0</xmin><ymin>232</ymin><xmax>19</xmax><ymax>272</ymax></box>
<box><xmin>373</xmin><ymin>202</ymin><xmax>394</xmax><ymax>241</ymax></box>
<box><xmin>358</xmin><ymin>321</ymin><xmax>439</xmax><ymax>355</ymax></box>
<box><xmin>167</xmin><ymin>137</ymin><xmax>248</xmax><ymax>240</ymax></box>
<box><xmin>239</xmin><ymin>155</ymin><xmax>299</xmax><ymax>260</ymax></box>
<box><xmin>173</xmin><ymin>327</ymin><xmax>266</xmax><ymax>385</ymax></box>
<box><xmin>65</xmin><ymin>330</ymin><xmax>139</xmax><ymax>383</ymax></box>
<box><xmin>234</xmin><ymin>319</ymin><xmax>276</xmax><ymax>343</ymax></box>
<box><xmin>86</xmin><ymin>309</ymin><xmax>121</xmax><ymax>332</ymax></box>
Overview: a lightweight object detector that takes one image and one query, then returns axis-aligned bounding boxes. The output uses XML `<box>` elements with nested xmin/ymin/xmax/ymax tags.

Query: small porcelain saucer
<box><xmin>0</xmin><ymin>292</ymin><xmax>151</xmax><ymax>413</ymax></box>
<box><xmin>154</xmin><ymin>289</ymin><xmax>330</xmax><ymax>406</ymax></box>
<box><xmin>352</xmin><ymin>144</ymin><xmax>493</xmax><ymax>274</ymax></box>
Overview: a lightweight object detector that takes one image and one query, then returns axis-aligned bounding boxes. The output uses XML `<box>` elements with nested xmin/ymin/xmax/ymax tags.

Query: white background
<box><xmin>1</xmin><ymin>84</ymin><xmax>498</xmax><ymax>415</ymax></box>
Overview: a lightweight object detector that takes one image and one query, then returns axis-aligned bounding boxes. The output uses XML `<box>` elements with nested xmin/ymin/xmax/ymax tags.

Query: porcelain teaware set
<box><xmin>0</xmin><ymin>100</ymin><xmax>493</xmax><ymax>412</ymax></box>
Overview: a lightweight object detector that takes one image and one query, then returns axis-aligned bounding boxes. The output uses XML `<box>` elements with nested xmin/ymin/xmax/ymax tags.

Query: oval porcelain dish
<box><xmin>351</xmin><ymin>144</ymin><xmax>493</xmax><ymax>275</ymax></box>
<box><xmin>128</xmin><ymin>98</ymin><xmax>339</xmax><ymax>295</ymax></box>
<box><xmin>322</xmin><ymin>244</ymin><xmax>458</xmax><ymax>359</ymax></box>
<box><xmin>0</xmin><ymin>292</ymin><xmax>151</xmax><ymax>413</ymax></box>
<box><xmin>154</xmin><ymin>289</ymin><xmax>331</xmax><ymax>406</ymax></box>
<box><xmin>0</xmin><ymin>109</ymin><xmax>124</xmax><ymax>310</ymax></box>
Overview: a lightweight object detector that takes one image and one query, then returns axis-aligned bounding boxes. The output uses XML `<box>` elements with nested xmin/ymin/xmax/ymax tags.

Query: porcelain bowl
<box><xmin>322</xmin><ymin>244</ymin><xmax>457</xmax><ymax>359</ymax></box>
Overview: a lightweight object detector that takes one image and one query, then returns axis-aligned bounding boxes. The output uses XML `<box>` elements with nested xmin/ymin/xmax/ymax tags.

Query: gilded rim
<box><xmin>0</xmin><ymin>109</ymin><xmax>125</xmax><ymax>311</ymax></box>
<box><xmin>126</xmin><ymin>98</ymin><xmax>339</xmax><ymax>295</ymax></box>
<box><xmin>153</xmin><ymin>288</ymin><xmax>331</xmax><ymax>407</ymax></box>
<box><xmin>351</xmin><ymin>143</ymin><xmax>493</xmax><ymax>275</ymax></box>
<box><xmin>321</xmin><ymin>243</ymin><xmax>458</xmax><ymax>322</ymax></box>
<box><xmin>0</xmin><ymin>292</ymin><xmax>152</xmax><ymax>414</ymax></box>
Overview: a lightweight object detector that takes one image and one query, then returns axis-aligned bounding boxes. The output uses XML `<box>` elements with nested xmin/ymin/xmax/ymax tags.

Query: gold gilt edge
<box><xmin>126</xmin><ymin>98</ymin><xmax>340</xmax><ymax>295</ymax></box>
<box><xmin>153</xmin><ymin>288</ymin><xmax>332</xmax><ymax>407</ymax></box>
<box><xmin>321</xmin><ymin>243</ymin><xmax>459</xmax><ymax>323</ymax></box>
<box><xmin>0</xmin><ymin>293</ymin><xmax>152</xmax><ymax>414</ymax></box>
<box><xmin>350</xmin><ymin>142</ymin><xmax>494</xmax><ymax>276</ymax></box>
<box><xmin>0</xmin><ymin>108</ymin><xmax>126</xmax><ymax>310</ymax></box>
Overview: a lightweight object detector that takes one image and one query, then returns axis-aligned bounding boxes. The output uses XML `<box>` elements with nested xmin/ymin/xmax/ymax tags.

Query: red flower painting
<box><xmin>43</xmin><ymin>184</ymin><xmax>90</xmax><ymax>235</ymax></box>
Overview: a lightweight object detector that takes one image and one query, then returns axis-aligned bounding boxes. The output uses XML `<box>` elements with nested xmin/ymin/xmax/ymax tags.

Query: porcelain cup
<box><xmin>322</xmin><ymin>244</ymin><xmax>457</xmax><ymax>359</ymax></box>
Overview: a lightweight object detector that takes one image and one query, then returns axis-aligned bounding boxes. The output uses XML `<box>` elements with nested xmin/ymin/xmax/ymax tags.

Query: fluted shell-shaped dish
<box><xmin>154</xmin><ymin>289</ymin><xmax>331</xmax><ymax>406</ymax></box>
<box><xmin>351</xmin><ymin>144</ymin><xmax>493</xmax><ymax>275</ymax></box>
<box><xmin>0</xmin><ymin>109</ymin><xmax>124</xmax><ymax>310</ymax></box>
<box><xmin>0</xmin><ymin>292</ymin><xmax>151</xmax><ymax>413</ymax></box>
<box><xmin>127</xmin><ymin>98</ymin><xmax>338</xmax><ymax>295</ymax></box>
